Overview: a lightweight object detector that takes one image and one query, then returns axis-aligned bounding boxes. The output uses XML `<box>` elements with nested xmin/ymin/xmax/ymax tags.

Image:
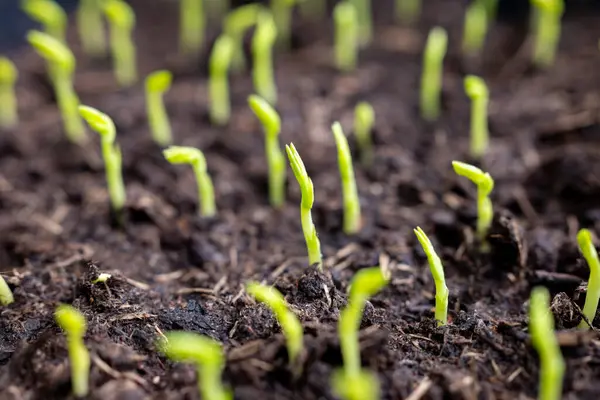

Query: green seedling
<box><xmin>529</xmin><ymin>286</ymin><xmax>565</xmax><ymax>400</ymax></box>
<box><xmin>206</xmin><ymin>0</ymin><xmax>230</xmax><ymax>19</ymax></box>
<box><xmin>0</xmin><ymin>275</ymin><xmax>14</xmax><ymax>306</ymax></box>
<box><xmin>248</xmin><ymin>94</ymin><xmax>285</xmax><ymax>207</ymax></box>
<box><xmin>299</xmin><ymin>0</ymin><xmax>326</xmax><ymax>20</ymax></box>
<box><xmin>420</xmin><ymin>27</ymin><xmax>448</xmax><ymax>122</ymax></box>
<box><xmin>91</xmin><ymin>273</ymin><xmax>111</xmax><ymax>284</ymax></box>
<box><xmin>332</xmin><ymin>368</ymin><xmax>380</xmax><ymax>400</ymax></box>
<box><xmin>452</xmin><ymin>161</ymin><xmax>494</xmax><ymax>243</ymax></box>
<box><xmin>246</xmin><ymin>282</ymin><xmax>303</xmax><ymax>365</ymax></box>
<box><xmin>77</xmin><ymin>0</ymin><xmax>106</xmax><ymax>57</ymax></box>
<box><xmin>354</xmin><ymin>102</ymin><xmax>375</xmax><ymax>166</ymax></box>
<box><xmin>464</xmin><ymin>75</ymin><xmax>489</xmax><ymax>159</ymax></box>
<box><xmin>180</xmin><ymin>0</ymin><xmax>205</xmax><ymax>56</ymax></box>
<box><xmin>252</xmin><ymin>12</ymin><xmax>278</xmax><ymax>105</ymax></box>
<box><xmin>209</xmin><ymin>35</ymin><xmax>234</xmax><ymax>126</ymax></box>
<box><xmin>395</xmin><ymin>0</ymin><xmax>421</xmax><ymax>25</ymax></box>
<box><xmin>145</xmin><ymin>70</ymin><xmax>173</xmax><ymax>146</ymax></box>
<box><xmin>224</xmin><ymin>4</ymin><xmax>264</xmax><ymax>72</ymax></box>
<box><xmin>332</xmin><ymin>122</ymin><xmax>361</xmax><ymax>235</ymax></box>
<box><xmin>79</xmin><ymin>106</ymin><xmax>126</xmax><ymax>212</ymax></box>
<box><xmin>163</xmin><ymin>146</ymin><xmax>216</xmax><ymax>217</ymax></box>
<box><xmin>159</xmin><ymin>331</ymin><xmax>232</xmax><ymax>400</ymax></box>
<box><xmin>462</xmin><ymin>1</ymin><xmax>488</xmax><ymax>55</ymax></box>
<box><xmin>27</xmin><ymin>31</ymin><xmax>85</xmax><ymax>143</ymax></box>
<box><xmin>414</xmin><ymin>227</ymin><xmax>449</xmax><ymax>326</ymax></box>
<box><xmin>349</xmin><ymin>0</ymin><xmax>372</xmax><ymax>46</ymax></box>
<box><xmin>104</xmin><ymin>0</ymin><xmax>137</xmax><ymax>87</ymax></box>
<box><xmin>286</xmin><ymin>143</ymin><xmax>322</xmax><ymax>268</ymax></box>
<box><xmin>0</xmin><ymin>57</ymin><xmax>18</xmax><ymax>129</ymax></box>
<box><xmin>55</xmin><ymin>305</ymin><xmax>90</xmax><ymax>398</ymax></box>
<box><xmin>333</xmin><ymin>1</ymin><xmax>359</xmax><ymax>72</ymax></box>
<box><xmin>530</xmin><ymin>0</ymin><xmax>564</xmax><ymax>68</ymax></box>
<box><xmin>22</xmin><ymin>0</ymin><xmax>67</xmax><ymax>42</ymax></box>
<box><xmin>577</xmin><ymin>229</ymin><xmax>600</xmax><ymax>330</ymax></box>
<box><xmin>480</xmin><ymin>0</ymin><xmax>499</xmax><ymax>21</ymax></box>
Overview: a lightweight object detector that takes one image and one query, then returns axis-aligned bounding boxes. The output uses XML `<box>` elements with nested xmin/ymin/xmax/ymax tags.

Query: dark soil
<box><xmin>2</xmin><ymin>0</ymin><xmax>600</xmax><ymax>399</ymax></box>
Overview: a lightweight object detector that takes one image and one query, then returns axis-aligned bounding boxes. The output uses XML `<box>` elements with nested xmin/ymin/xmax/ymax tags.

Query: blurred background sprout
<box><xmin>145</xmin><ymin>70</ymin><xmax>173</xmax><ymax>146</ymax></box>
<box><xmin>55</xmin><ymin>305</ymin><xmax>90</xmax><ymax>398</ymax></box>
<box><xmin>0</xmin><ymin>57</ymin><xmax>18</xmax><ymax>129</ymax></box>
<box><xmin>77</xmin><ymin>0</ymin><xmax>106</xmax><ymax>57</ymax></box>
<box><xmin>104</xmin><ymin>0</ymin><xmax>138</xmax><ymax>86</ymax></box>
<box><xmin>22</xmin><ymin>0</ymin><xmax>67</xmax><ymax>43</ymax></box>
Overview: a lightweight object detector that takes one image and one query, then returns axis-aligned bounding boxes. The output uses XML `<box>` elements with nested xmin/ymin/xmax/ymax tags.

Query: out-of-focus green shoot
<box><xmin>577</xmin><ymin>229</ymin><xmax>600</xmax><ymax>330</ymax></box>
<box><xmin>452</xmin><ymin>161</ymin><xmax>494</xmax><ymax>244</ymax></box>
<box><xmin>224</xmin><ymin>4</ymin><xmax>264</xmax><ymax>72</ymax></box>
<box><xmin>354</xmin><ymin>102</ymin><xmax>375</xmax><ymax>166</ymax></box>
<box><xmin>286</xmin><ymin>143</ymin><xmax>322</xmax><ymax>268</ymax></box>
<box><xmin>414</xmin><ymin>227</ymin><xmax>448</xmax><ymax>326</ymax></box>
<box><xmin>77</xmin><ymin>0</ymin><xmax>106</xmax><ymax>57</ymax></box>
<box><xmin>180</xmin><ymin>0</ymin><xmax>205</xmax><ymax>56</ymax></box>
<box><xmin>252</xmin><ymin>12</ymin><xmax>278</xmax><ymax>105</ymax></box>
<box><xmin>270</xmin><ymin>0</ymin><xmax>299</xmax><ymax>49</ymax></box>
<box><xmin>145</xmin><ymin>70</ymin><xmax>173</xmax><ymax>146</ymax></box>
<box><xmin>332</xmin><ymin>369</ymin><xmax>380</xmax><ymax>400</ymax></box>
<box><xmin>420</xmin><ymin>27</ymin><xmax>448</xmax><ymax>122</ymax></box>
<box><xmin>334</xmin><ymin>1</ymin><xmax>358</xmax><ymax>72</ymax></box>
<box><xmin>464</xmin><ymin>75</ymin><xmax>489</xmax><ymax>159</ymax></box>
<box><xmin>299</xmin><ymin>0</ymin><xmax>326</xmax><ymax>20</ymax></box>
<box><xmin>462</xmin><ymin>1</ymin><xmax>488</xmax><ymax>55</ymax></box>
<box><xmin>0</xmin><ymin>57</ymin><xmax>18</xmax><ymax>129</ymax></box>
<box><xmin>480</xmin><ymin>0</ymin><xmax>499</xmax><ymax>21</ymax></box>
<box><xmin>395</xmin><ymin>0</ymin><xmax>421</xmax><ymax>25</ymax></box>
<box><xmin>529</xmin><ymin>286</ymin><xmax>565</xmax><ymax>400</ymax></box>
<box><xmin>27</xmin><ymin>31</ymin><xmax>85</xmax><ymax>143</ymax></box>
<box><xmin>79</xmin><ymin>105</ymin><xmax>126</xmax><ymax>212</ymax></box>
<box><xmin>209</xmin><ymin>35</ymin><xmax>234</xmax><ymax>126</ymax></box>
<box><xmin>0</xmin><ymin>274</ymin><xmax>14</xmax><ymax>306</ymax></box>
<box><xmin>206</xmin><ymin>0</ymin><xmax>230</xmax><ymax>19</ymax></box>
<box><xmin>246</xmin><ymin>282</ymin><xmax>303</xmax><ymax>366</ymax></box>
<box><xmin>332</xmin><ymin>122</ymin><xmax>361</xmax><ymax>235</ymax></box>
<box><xmin>530</xmin><ymin>0</ymin><xmax>564</xmax><ymax>68</ymax></box>
<box><xmin>22</xmin><ymin>0</ymin><xmax>67</xmax><ymax>43</ymax></box>
<box><xmin>248</xmin><ymin>94</ymin><xmax>285</xmax><ymax>207</ymax></box>
<box><xmin>55</xmin><ymin>305</ymin><xmax>90</xmax><ymax>398</ymax></box>
<box><xmin>159</xmin><ymin>331</ymin><xmax>232</xmax><ymax>400</ymax></box>
<box><xmin>91</xmin><ymin>273</ymin><xmax>111</xmax><ymax>284</ymax></box>
<box><xmin>104</xmin><ymin>0</ymin><xmax>137</xmax><ymax>87</ymax></box>
<box><xmin>163</xmin><ymin>146</ymin><xmax>216</xmax><ymax>217</ymax></box>
<box><xmin>349</xmin><ymin>0</ymin><xmax>372</xmax><ymax>46</ymax></box>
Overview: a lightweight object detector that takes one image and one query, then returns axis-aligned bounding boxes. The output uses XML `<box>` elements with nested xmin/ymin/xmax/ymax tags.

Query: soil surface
<box><xmin>1</xmin><ymin>0</ymin><xmax>600</xmax><ymax>399</ymax></box>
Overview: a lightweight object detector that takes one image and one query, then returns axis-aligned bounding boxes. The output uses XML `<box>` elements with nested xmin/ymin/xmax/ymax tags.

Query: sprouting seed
<box><xmin>420</xmin><ymin>27</ymin><xmax>448</xmax><ymax>122</ymax></box>
<box><xmin>395</xmin><ymin>0</ymin><xmax>421</xmax><ymax>25</ymax></box>
<box><xmin>0</xmin><ymin>57</ymin><xmax>18</xmax><ymax>129</ymax></box>
<box><xmin>0</xmin><ymin>274</ymin><xmax>14</xmax><ymax>306</ymax></box>
<box><xmin>55</xmin><ymin>304</ymin><xmax>90</xmax><ymax>398</ymax></box>
<box><xmin>22</xmin><ymin>0</ymin><xmax>67</xmax><ymax>42</ymax></box>
<box><xmin>77</xmin><ymin>0</ymin><xmax>106</xmax><ymax>57</ymax></box>
<box><xmin>224</xmin><ymin>4</ymin><xmax>264</xmax><ymax>72</ymax></box>
<box><xmin>209</xmin><ymin>35</ymin><xmax>235</xmax><ymax>126</ymax></box>
<box><xmin>252</xmin><ymin>12</ymin><xmax>278</xmax><ymax>105</ymax></box>
<box><xmin>145</xmin><ymin>70</ymin><xmax>173</xmax><ymax>146</ymax></box>
<box><xmin>104</xmin><ymin>0</ymin><xmax>137</xmax><ymax>87</ymax></box>
<box><xmin>354</xmin><ymin>101</ymin><xmax>375</xmax><ymax>166</ymax></box>
<box><xmin>91</xmin><ymin>273</ymin><xmax>112</xmax><ymax>284</ymax></box>
<box><xmin>299</xmin><ymin>0</ymin><xmax>326</xmax><ymax>20</ymax></box>
<box><xmin>464</xmin><ymin>75</ymin><xmax>489</xmax><ymax>159</ymax></box>
<box><xmin>332</xmin><ymin>122</ymin><xmax>361</xmax><ymax>235</ymax></box>
<box><xmin>348</xmin><ymin>0</ymin><xmax>372</xmax><ymax>46</ymax></box>
<box><xmin>530</xmin><ymin>0</ymin><xmax>564</xmax><ymax>68</ymax></box>
<box><xmin>462</xmin><ymin>1</ymin><xmax>488</xmax><ymax>55</ymax></box>
<box><xmin>179</xmin><ymin>0</ymin><xmax>205</xmax><ymax>56</ymax></box>
<box><xmin>333</xmin><ymin>1</ymin><xmax>359</xmax><ymax>72</ymax></box>
<box><xmin>576</xmin><ymin>229</ymin><xmax>600</xmax><ymax>330</ymax></box>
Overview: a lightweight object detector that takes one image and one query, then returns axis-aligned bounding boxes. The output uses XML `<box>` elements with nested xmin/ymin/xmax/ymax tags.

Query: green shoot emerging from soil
<box><xmin>0</xmin><ymin>57</ymin><xmax>18</xmax><ymax>129</ymax></box>
<box><xmin>299</xmin><ymin>0</ymin><xmax>326</xmax><ymax>20</ymax></box>
<box><xmin>77</xmin><ymin>0</ymin><xmax>106</xmax><ymax>57</ymax></box>
<box><xmin>104</xmin><ymin>0</ymin><xmax>137</xmax><ymax>87</ymax></box>
<box><xmin>248</xmin><ymin>94</ymin><xmax>285</xmax><ymax>207</ymax></box>
<box><xmin>286</xmin><ymin>143</ymin><xmax>322</xmax><ymax>268</ymax></box>
<box><xmin>464</xmin><ymin>75</ymin><xmax>489</xmax><ymax>159</ymax></box>
<box><xmin>246</xmin><ymin>282</ymin><xmax>303</xmax><ymax>365</ymax></box>
<box><xmin>413</xmin><ymin>227</ymin><xmax>449</xmax><ymax>326</ymax></box>
<box><xmin>420</xmin><ymin>27</ymin><xmax>448</xmax><ymax>122</ymax></box>
<box><xmin>354</xmin><ymin>101</ymin><xmax>375</xmax><ymax>166</ymax></box>
<box><xmin>529</xmin><ymin>286</ymin><xmax>565</xmax><ymax>400</ymax></box>
<box><xmin>395</xmin><ymin>0</ymin><xmax>421</xmax><ymax>25</ymax></box>
<box><xmin>224</xmin><ymin>4</ymin><xmax>263</xmax><ymax>72</ymax></box>
<box><xmin>577</xmin><ymin>228</ymin><xmax>600</xmax><ymax>330</ymax></box>
<box><xmin>159</xmin><ymin>331</ymin><xmax>232</xmax><ymax>400</ymax></box>
<box><xmin>252</xmin><ymin>12</ymin><xmax>278</xmax><ymax>105</ymax></box>
<box><xmin>332</xmin><ymin>122</ymin><xmax>361</xmax><ymax>235</ymax></box>
<box><xmin>22</xmin><ymin>0</ymin><xmax>67</xmax><ymax>42</ymax></box>
<box><xmin>79</xmin><ymin>105</ymin><xmax>126</xmax><ymax>212</ymax></box>
<box><xmin>332</xmin><ymin>369</ymin><xmax>380</xmax><ymax>400</ymax></box>
<box><xmin>530</xmin><ymin>0</ymin><xmax>564</xmax><ymax>68</ymax></box>
<box><xmin>55</xmin><ymin>304</ymin><xmax>90</xmax><ymax>398</ymax></box>
<box><xmin>27</xmin><ymin>30</ymin><xmax>85</xmax><ymax>143</ymax></box>
<box><xmin>0</xmin><ymin>274</ymin><xmax>14</xmax><ymax>306</ymax></box>
<box><xmin>349</xmin><ymin>0</ymin><xmax>372</xmax><ymax>46</ymax></box>
<box><xmin>462</xmin><ymin>1</ymin><xmax>488</xmax><ymax>55</ymax></box>
<box><xmin>452</xmin><ymin>161</ymin><xmax>494</xmax><ymax>244</ymax></box>
<box><xmin>163</xmin><ymin>146</ymin><xmax>216</xmax><ymax>217</ymax></box>
<box><xmin>270</xmin><ymin>0</ymin><xmax>298</xmax><ymax>49</ymax></box>
<box><xmin>209</xmin><ymin>35</ymin><xmax>235</xmax><ymax>126</ymax></box>
<box><xmin>180</xmin><ymin>0</ymin><xmax>205</xmax><ymax>56</ymax></box>
<box><xmin>145</xmin><ymin>70</ymin><xmax>173</xmax><ymax>146</ymax></box>
<box><xmin>334</xmin><ymin>1</ymin><xmax>359</xmax><ymax>72</ymax></box>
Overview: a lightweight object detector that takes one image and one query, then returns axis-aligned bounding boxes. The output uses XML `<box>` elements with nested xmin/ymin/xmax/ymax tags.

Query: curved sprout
<box><xmin>55</xmin><ymin>304</ymin><xmax>90</xmax><ymax>397</ymax></box>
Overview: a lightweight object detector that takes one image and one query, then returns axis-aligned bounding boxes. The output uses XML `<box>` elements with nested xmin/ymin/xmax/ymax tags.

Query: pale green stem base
<box><xmin>538</xmin><ymin>353</ymin><xmax>565</xmax><ymax>400</ymax></box>
<box><xmin>266</xmin><ymin>139</ymin><xmax>285</xmax><ymax>208</ymax></box>
<box><xmin>101</xmin><ymin>140</ymin><xmax>126</xmax><ymax>211</ymax></box>
<box><xmin>253</xmin><ymin>51</ymin><xmax>277</xmax><ymax>105</ymax></box>
<box><xmin>78</xmin><ymin>2</ymin><xmax>106</xmax><ymax>57</ymax></box>
<box><xmin>193</xmin><ymin>162</ymin><xmax>216</xmax><ymax>217</ymax></box>
<box><xmin>68</xmin><ymin>339</ymin><xmax>90</xmax><ymax>398</ymax></box>
<box><xmin>300</xmin><ymin>206</ymin><xmax>321</xmax><ymax>267</ymax></box>
<box><xmin>435</xmin><ymin>284</ymin><xmax>449</xmax><ymax>326</ymax></box>
<box><xmin>180</xmin><ymin>0</ymin><xmax>204</xmax><ymax>55</ymax></box>
<box><xmin>469</xmin><ymin>99</ymin><xmax>489</xmax><ymax>159</ymax></box>
<box><xmin>335</xmin><ymin>26</ymin><xmax>357</xmax><ymax>72</ymax></box>
<box><xmin>209</xmin><ymin>74</ymin><xmax>230</xmax><ymax>126</ymax></box>
<box><xmin>148</xmin><ymin>95</ymin><xmax>172</xmax><ymax>146</ymax></box>
<box><xmin>111</xmin><ymin>28</ymin><xmax>137</xmax><ymax>87</ymax></box>
<box><xmin>0</xmin><ymin>88</ymin><xmax>17</xmax><ymax>129</ymax></box>
<box><xmin>420</xmin><ymin>68</ymin><xmax>442</xmax><ymax>122</ymax></box>
<box><xmin>579</xmin><ymin>272</ymin><xmax>600</xmax><ymax>329</ymax></box>
<box><xmin>55</xmin><ymin>77</ymin><xmax>86</xmax><ymax>143</ymax></box>
<box><xmin>533</xmin><ymin>15</ymin><xmax>561</xmax><ymax>68</ymax></box>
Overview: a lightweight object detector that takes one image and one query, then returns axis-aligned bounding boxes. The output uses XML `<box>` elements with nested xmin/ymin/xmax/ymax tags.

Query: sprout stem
<box><xmin>77</xmin><ymin>0</ymin><xmax>106</xmax><ymax>57</ymax></box>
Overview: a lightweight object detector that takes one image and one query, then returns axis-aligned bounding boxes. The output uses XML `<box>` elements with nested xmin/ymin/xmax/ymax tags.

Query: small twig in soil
<box><xmin>405</xmin><ymin>377</ymin><xmax>433</xmax><ymax>400</ymax></box>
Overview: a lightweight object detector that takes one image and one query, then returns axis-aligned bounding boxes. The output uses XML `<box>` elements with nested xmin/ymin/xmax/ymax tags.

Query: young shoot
<box><xmin>246</xmin><ymin>282</ymin><xmax>303</xmax><ymax>365</ymax></box>
<box><xmin>420</xmin><ymin>27</ymin><xmax>448</xmax><ymax>122</ymax></box>
<box><xmin>27</xmin><ymin>30</ymin><xmax>85</xmax><ymax>143</ymax></box>
<box><xmin>145</xmin><ymin>70</ymin><xmax>173</xmax><ymax>146</ymax></box>
<box><xmin>529</xmin><ymin>286</ymin><xmax>565</xmax><ymax>400</ymax></box>
<box><xmin>22</xmin><ymin>0</ymin><xmax>67</xmax><ymax>43</ymax></box>
<box><xmin>163</xmin><ymin>146</ymin><xmax>216</xmax><ymax>217</ymax></box>
<box><xmin>252</xmin><ymin>12</ymin><xmax>278</xmax><ymax>105</ymax></box>
<box><xmin>414</xmin><ymin>227</ymin><xmax>448</xmax><ymax>326</ymax></box>
<box><xmin>299</xmin><ymin>0</ymin><xmax>326</xmax><ymax>20</ymax></box>
<box><xmin>286</xmin><ymin>143</ymin><xmax>322</xmax><ymax>268</ymax></box>
<box><xmin>0</xmin><ymin>57</ymin><xmax>18</xmax><ymax>129</ymax></box>
<box><xmin>180</xmin><ymin>0</ymin><xmax>205</xmax><ymax>56</ymax></box>
<box><xmin>206</xmin><ymin>0</ymin><xmax>230</xmax><ymax>19</ymax></box>
<box><xmin>270</xmin><ymin>0</ymin><xmax>297</xmax><ymax>49</ymax></box>
<box><xmin>462</xmin><ymin>1</ymin><xmax>488</xmax><ymax>55</ymax></box>
<box><xmin>332</xmin><ymin>368</ymin><xmax>380</xmax><ymax>400</ymax></box>
<box><xmin>333</xmin><ymin>1</ymin><xmax>359</xmax><ymax>72</ymax></box>
<box><xmin>576</xmin><ymin>229</ymin><xmax>600</xmax><ymax>330</ymax></box>
<box><xmin>224</xmin><ymin>4</ymin><xmax>264</xmax><ymax>72</ymax></box>
<box><xmin>530</xmin><ymin>0</ymin><xmax>564</xmax><ymax>68</ymax></box>
<box><xmin>55</xmin><ymin>304</ymin><xmax>90</xmax><ymax>398</ymax></box>
<box><xmin>0</xmin><ymin>274</ymin><xmax>14</xmax><ymax>306</ymax></box>
<box><xmin>452</xmin><ymin>161</ymin><xmax>494</xmax><ymax>243</ymax></box>
<box><xmin>332</xmin><ymin>122</ymin><xmax>361</xmax><ymax>235</ymax></box>
<box><xmin>349</xmin><ymin>0</ymin><xmax>372</xmax><ymax>46</ymax></box>
<box><xmin>104</xmin><ymin>0</ymin><xmax>137</xmax><ymax>87</ymax></box>
<box><xmin>464</xmin><ymin>75</ymin><xmax>489</xmax><ymax>159</ymax></box>
<box><xmin>395</xmin><ymin>0</ymin><xmax>421</xmax><ymax>25</ymax></box>
<box><xmin>159</xmin><ymin>331</ymin><xmax>232</xmax><ymax>400</ymax></box>
<box><xmin>79</xmin><ymin>105</ymin><xmax>126</xmax><ymax>212</ymax></box>
<box><xmin>77</xmin><ymin>0</ymin><xmax>106</xmax><ymax>57</ymax></box>
<box><xmin>248</xmin><ymin>94</ymin><xmax>285</xmax><ymax>207</ymax></box>
<box><xmin>209</xmin><ymin>35</ymin><xmax>235</xmax><ymax>126</ymax></box>
<box><xmin>481</xmin><ymin>0</ymin><xmax>499</xmax><ymax>21</ymax></box>
<box><xmin>354</xmin><ymin>102</ymin><xmax>375</xmax><ymax>166</ymax></box>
